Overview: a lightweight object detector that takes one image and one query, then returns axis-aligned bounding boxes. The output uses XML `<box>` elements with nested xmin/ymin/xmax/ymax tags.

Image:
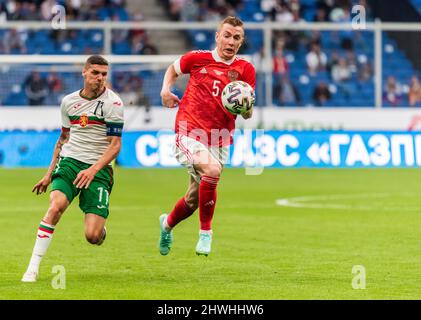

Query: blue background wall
<box><xmin>2</xmin><ymin>130</ymin><xmax>421</xmax><ymax>168</ymax></box>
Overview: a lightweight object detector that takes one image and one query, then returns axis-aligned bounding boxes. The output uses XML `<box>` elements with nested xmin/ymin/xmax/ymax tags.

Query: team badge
<box><xmin>80</xmin><ymin>113</ymin><xmax>88</xmax><ymax>127</ymax></box>
<box><xmin>228</xmin><ymin>70</ymin><xmax>239</xmax><ymax>81</ymax></box>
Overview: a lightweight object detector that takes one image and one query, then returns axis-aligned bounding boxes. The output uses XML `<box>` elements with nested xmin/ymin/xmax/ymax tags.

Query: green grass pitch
<box><xmin>2</xmin><ymin>167</ymin><xmax>421</xmax><ymax>299</ymax></box>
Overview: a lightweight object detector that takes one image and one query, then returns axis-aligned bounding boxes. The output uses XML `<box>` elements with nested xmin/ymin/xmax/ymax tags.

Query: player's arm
<box><xmin>160</xmin><ymin>64</ymin><xmax>181</xmax><ymax>108</ymax></box>
<box><xmin>32</xmin><ymin>127</ymin><xmax>70</xmax><ymax>195</ymax></box>
<box><xmin>73</xmin><ymin>135</ymin><xmax>121</xmax><ymax>189</ymax></box>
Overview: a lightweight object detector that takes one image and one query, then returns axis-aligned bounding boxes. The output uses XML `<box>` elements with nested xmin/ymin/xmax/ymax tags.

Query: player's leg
<box><xmin>158</xmin><ymin>134</ymin><xmax>200</xmax><ymax>255</ymax></box>
<box><xmin>159</xmin><ymin>176</ymin><xmax>199</xmax><ymax>255</ymax></box>
<box><xmin>84</xmin><ymin>213</ymin><xmax>107</xmax><ymax>245</ymax></box>
<box><xmin>22</xmin><ymin>190</ymin><xmax>70</xmax><ymax>282</ymax></box>
<box><xmin>184</xmin><ymin>176</ymin><xmax>200</xmax><ymax>208</ymax></box>
<box><xmin>79</xmin><ymin>172</ymin><xmax>111</xmax><ymax>246</ymax></box>
<box><xmin>192</xmin><ymin>149</ymin><xmax>223</xmax><ymax>256</ymax></box>
<box><xmin>165</xmin><ymin>176</ymin><xmax>199</xmax><ymax>229</ymax></box>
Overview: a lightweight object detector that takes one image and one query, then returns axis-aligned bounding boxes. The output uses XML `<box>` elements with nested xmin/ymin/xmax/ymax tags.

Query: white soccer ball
<box><xmin>221</xmin><ymin>81</ymin><xmax>255</xmax><ymax>115</ymax></box>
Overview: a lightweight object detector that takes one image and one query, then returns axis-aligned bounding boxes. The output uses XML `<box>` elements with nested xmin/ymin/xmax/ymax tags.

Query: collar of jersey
<box><xmin>212</xmin><ymin>49</ymin><xmax>235</xmax><ymax>65</ymax></box>
<box><xmin>79</xmin><ymin>87</ymin><xmax>106</xmax><ymax>101</ymax></box>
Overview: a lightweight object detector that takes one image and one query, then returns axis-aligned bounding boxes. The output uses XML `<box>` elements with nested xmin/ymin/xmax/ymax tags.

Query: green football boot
<box><xmin>159</xmin><ymin>214</ymin><xmax>173</xmax><ymax>255</ymax></box>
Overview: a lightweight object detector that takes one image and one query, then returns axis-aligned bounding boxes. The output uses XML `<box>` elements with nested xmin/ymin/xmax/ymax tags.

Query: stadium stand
<box><xmin>411</xmin><ymin>0</ymin><xmax>421</xmax><ymax>14</ymax></box>
<box><xmin>0</xmin><ymin>0</ymin><xmax>158</xmax><ymax>106</ymax></box>
<box><xmin>0</xmin><ymin>0</ymin><xmax>420</xmax><ymax>108</ymax></box>
<box><xmin>170</xmin><ymin>0</ymin><xmax>420</xmax><ymax>107</ymax></box>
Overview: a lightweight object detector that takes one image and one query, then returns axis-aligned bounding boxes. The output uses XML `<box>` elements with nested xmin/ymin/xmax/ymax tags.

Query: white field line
<box><xmin>3</xmin><ymin>193</ymin><xmax>420</xmax><ymax>213</ymax></box>
<box><xmin>275</xmin><ymin>192</ymin><xmax>421</xmax><ymax>212</ymax></box>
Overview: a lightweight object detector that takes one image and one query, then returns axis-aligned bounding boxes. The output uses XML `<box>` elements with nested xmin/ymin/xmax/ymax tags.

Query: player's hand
<box><xmin>32</xmin><ymin>175</ymin><xmax>51</xmax><ymax>195</ymax></box>
<box><xmin>73</xmin><ymin>167</ymin><xmax>97</xmax><ymax>189</ymax></box>
<box><xmin>241</xmin><ymin>107</ymin><xmax>253</xmax><ymax>119</ymax></box>
<box><xmin>161</xmin><ymin>91</ymin><xmax>180</xmax><ymax>108</ymax></box>
<box><xmin>241</xmin><ymin>96</ymin><xmax>254</xmax><ymax>119</ymax></box>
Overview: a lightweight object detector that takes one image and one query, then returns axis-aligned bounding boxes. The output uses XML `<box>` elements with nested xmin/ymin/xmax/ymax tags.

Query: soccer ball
<box><xmin>221</xmin><ymin>81</ymin><xmax>255</xmax><ymax>115</ymax></box>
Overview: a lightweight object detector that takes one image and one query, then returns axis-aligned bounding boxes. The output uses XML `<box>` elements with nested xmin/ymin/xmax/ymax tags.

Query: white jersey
<box><xmin>60</xmin><ymin>88</ymin><xmax>124</xmax><ymax>164</ymax></box>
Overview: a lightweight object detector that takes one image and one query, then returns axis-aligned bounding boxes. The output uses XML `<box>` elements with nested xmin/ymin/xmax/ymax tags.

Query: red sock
<box><xmin>199</xmin><ymin>175</ymin><xmax>219</xmax><ymax>231</ymax></box>
<box><xmin>167</xmin><ymin>197</ymin><xmax>195</xmax><ymax>228</ymax></box>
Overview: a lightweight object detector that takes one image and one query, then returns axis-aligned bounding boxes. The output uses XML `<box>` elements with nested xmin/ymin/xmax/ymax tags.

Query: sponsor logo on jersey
<box><xmin>80</xmin><ymin>113</ymin><xmax>89</xmax><ymax>127</ymax></box>
<box><xmin>113</xmin><ymin>101</ymin><xmax>122</xmax><ymax>106</ymax></box>
<box><xmin>214</xmin><ymin>69</ymin><xmax>224</xmax><ymax>76</ymax></box>
<box><xmin>73</xmin><ymin>103</ymin><xmax>81</xmax><ymax>109</ymax></box>
<box><xmin>200</xmin><ymin>67</ymin><xmax>208</xmax><ymax>74</ymax></box>
<box><xmin>228</xmin><ymin>70</ymin><xmax>239</xmax><ymax>81</ymax></box>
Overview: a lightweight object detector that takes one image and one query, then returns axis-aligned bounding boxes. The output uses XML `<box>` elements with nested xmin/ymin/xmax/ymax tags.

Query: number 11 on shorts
<box><xmin>97</xmin><ymin>187</ymin><xmax>109</xmax><ymax>205</ymax></box>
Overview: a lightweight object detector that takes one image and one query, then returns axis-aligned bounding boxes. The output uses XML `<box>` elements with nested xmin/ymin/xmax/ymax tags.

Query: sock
<box><xmin>26</xmin><ymin>220</ymin><xmax>55</xmax><ymax>273</ymax></box>
<box><xmin>166</xmin><ymin>197</ymin><xmax>195</xmax><ymax>229</ymax></box>
<box><xmin>199</xmin><ymin>175</ymin><xmax>219</xmax><ymax>231</ymax></box>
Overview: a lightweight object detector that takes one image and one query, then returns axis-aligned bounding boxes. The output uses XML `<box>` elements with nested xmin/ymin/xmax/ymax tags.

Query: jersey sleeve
<box><xmin>243</xmin><ymin>62</ymin><xmax>256</xmax><ymax>90</ymax></box>
<box><xmin>104</xmin><ymin>98</ymin><xmax>124</xmax><ymax>137</ymax></box>
<box><xmin>173</xmin><ymin>51</ymin><xmax>199</xmax><ymax>75</ymax></box>
<box><xmin>60</xmin><ymin>97</ymin><xmax>70</xmax><ymax>129</ymax></box>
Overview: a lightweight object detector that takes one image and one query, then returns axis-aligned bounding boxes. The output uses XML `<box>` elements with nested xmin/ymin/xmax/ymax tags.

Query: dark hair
<box><xmin>85</xmin><ymin>55</ymin><xmax>109</xmax><ymax>67</ymax></box>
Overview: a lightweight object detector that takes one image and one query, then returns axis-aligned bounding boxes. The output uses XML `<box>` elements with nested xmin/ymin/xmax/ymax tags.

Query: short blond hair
<box><xmin>218</xmin><ymin>16</ymin><xmax>244</xmax><ymax>30</ymax></box>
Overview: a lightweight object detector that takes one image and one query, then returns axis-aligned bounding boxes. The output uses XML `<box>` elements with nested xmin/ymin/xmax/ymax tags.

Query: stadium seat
<box><xmin>3</xmin><ymin>91</ymin><xmax>27</xmax><ymax>106</ymax></box>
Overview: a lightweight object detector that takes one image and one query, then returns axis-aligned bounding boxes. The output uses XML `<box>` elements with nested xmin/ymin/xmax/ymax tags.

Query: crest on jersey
<box><xmin>228</xmin><ymin>70</ymin><xmax>239</xmax><ymax>81</ymax></box>
<box><xmin>80</xmin><ymin>113</ymin><xmax>88</xmax><ymax>127</ymax></box>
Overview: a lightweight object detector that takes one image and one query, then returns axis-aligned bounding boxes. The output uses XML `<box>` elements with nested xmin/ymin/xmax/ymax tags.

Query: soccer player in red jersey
<box><xmin>159</xmin><ymin>16</ymin><xmax>256</xmax><ymax>256</ymax></box>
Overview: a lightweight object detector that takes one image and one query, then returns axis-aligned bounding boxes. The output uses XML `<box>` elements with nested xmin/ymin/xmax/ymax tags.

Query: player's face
<box><xmin>83</xmin><ymin>64</ymin><xmax>108</xmax><ymax>92</ymax></box>
<box><xmin>215</xmin><ymin>23</ymin><xmax>244</xmax><ymax>61</ymax></box>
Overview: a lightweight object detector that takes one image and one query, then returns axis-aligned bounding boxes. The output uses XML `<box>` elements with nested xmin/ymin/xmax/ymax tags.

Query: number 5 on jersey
<box><xmin>212</xmin><ymin>80</ymin><xmax>221</xmax><ymax>97</ymax></box>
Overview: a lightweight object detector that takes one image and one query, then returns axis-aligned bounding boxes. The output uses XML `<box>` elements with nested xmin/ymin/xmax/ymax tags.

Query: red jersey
<box><xmin>173</xmin><ymin>49</ymin><xmax>256</xmax><ymax>147</ymax></box>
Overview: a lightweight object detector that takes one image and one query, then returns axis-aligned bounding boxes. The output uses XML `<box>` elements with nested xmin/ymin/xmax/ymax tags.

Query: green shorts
<box><xmin>51</xmin><ymin>157</ymin><xmax>114</xmax><ymax>218</ymax></box>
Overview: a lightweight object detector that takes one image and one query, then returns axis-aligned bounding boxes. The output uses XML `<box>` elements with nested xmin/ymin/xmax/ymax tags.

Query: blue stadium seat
<box><xmin>3</xmin><ymin>91</ymin><xmax>27</xmax><ymax>106</ymax></box>
<box><xmin>112</xmin><ymin>41</ymin><xmax>131</xmax><ymax>54</ymax></box>
<box><xmin>113</xmin><ymin>7</ymin><xmax>130</xmax><ymax>21</ymax></box>
<box><xmin>410</xmin><ymin>0</ymin><xmax>421</xmax><ymax>13</ymax></box>
<box><xmin>96</xmin><ymin>8</ymin><xmax>111</xmax><ymax>20</ymax></box>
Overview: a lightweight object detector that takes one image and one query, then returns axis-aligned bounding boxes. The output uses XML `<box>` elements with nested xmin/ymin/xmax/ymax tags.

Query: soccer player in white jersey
<box><xmin>21</xmin><ymin>55</ymin><xmax>124</xmax><ymax>282</ymax></box>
